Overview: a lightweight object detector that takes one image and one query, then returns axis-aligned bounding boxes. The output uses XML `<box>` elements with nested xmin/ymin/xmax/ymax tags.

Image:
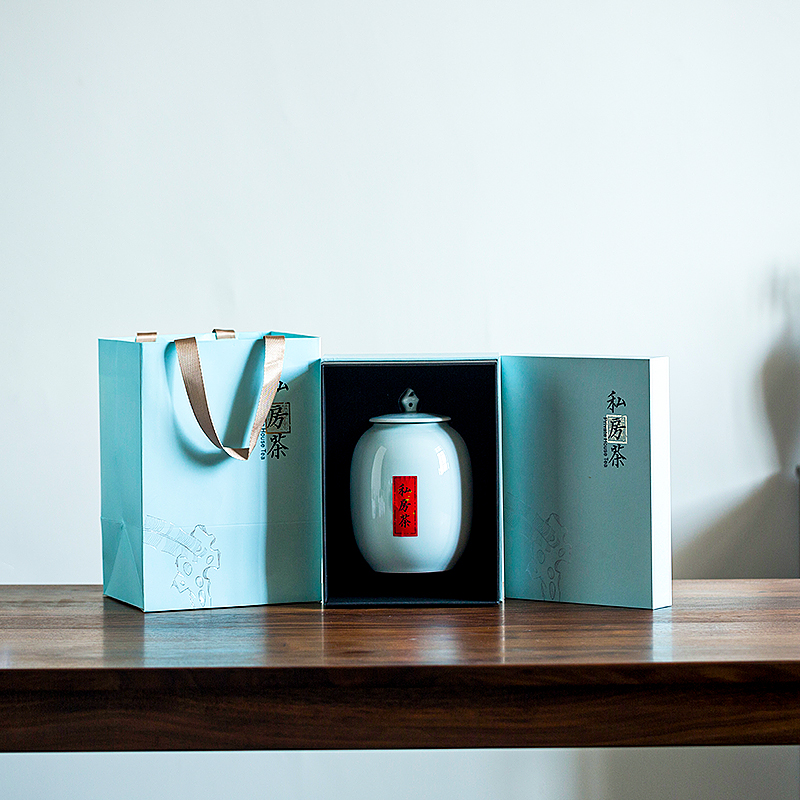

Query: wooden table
<box><xmin>2</xmin><ymin>580</ymin><xmax>800</xmax><ymax>751</ymax></box>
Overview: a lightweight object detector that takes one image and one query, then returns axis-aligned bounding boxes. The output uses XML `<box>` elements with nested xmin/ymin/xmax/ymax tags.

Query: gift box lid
<box><xmin>500</xmin><ymin>354</ymin><xmax>671</xmax><ymax>610</ymax></box>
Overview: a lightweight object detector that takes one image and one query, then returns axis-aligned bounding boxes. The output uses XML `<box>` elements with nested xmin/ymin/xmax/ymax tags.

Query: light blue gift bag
<box><xmin>99</xmin><ymin>330</ymin><xmax>322</xmax><ymax>611</ymax></box>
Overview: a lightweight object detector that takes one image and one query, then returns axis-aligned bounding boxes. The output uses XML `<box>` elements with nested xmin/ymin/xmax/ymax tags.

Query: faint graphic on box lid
<box><xmin>526</xmin><ymin>512</ymin><xmax>570</xmax><ymax>602</ymax></box>
<box><xmin>144</xmin><ymin>515</ymin><xmax>220</xmax><ymax>608</ymax></box>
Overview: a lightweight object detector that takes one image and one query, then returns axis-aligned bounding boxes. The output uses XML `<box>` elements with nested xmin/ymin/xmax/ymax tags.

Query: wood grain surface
<box><xmin>2</xmin><ymin>581</ymin><xmax>800</xmax><ymax>750</ymax></box>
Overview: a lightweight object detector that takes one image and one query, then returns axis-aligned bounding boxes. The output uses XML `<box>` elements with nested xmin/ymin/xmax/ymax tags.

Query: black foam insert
<box><xmin>321</xmin><ymin>360</ymin><xmax>500</xmax><ymax>606</ymax></box>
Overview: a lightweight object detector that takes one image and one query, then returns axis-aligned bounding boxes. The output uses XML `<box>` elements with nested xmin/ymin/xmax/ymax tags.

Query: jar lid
<box><xmin>369</xmin><ymin>387</ymin><xmax>449</xmax><ymax>424</ymax></box>
<box><xmin>369</xmin><ymin>412</ymin><xmax>450</xmax><ymax>424</ymax></box>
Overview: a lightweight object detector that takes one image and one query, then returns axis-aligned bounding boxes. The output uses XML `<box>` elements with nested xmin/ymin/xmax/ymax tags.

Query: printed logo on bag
<box><xmin>393</xmin><ymin>476</ymin><xmax>418</xmax><ymax>536</ymax></box>
<box><xmin>261</xmin><ymin>381</ymin><xmax>292</xmax><ymax>460</ymax></box>
<box><xmin>603</xmin><ymin>390</ymin><xmax>628</xmax><ymax>468</ymax></box>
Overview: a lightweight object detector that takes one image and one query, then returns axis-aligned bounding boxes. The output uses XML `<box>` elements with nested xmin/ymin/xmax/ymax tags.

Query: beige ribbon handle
<box><xmin>137</xmin><ymin>330</ymin><xmax>234</xmax><ymax>342</ymax></box>
<box><xmin>174</xmin><ymin>334</ymin><xmax>286</xmax><ymax>461</ymax></box>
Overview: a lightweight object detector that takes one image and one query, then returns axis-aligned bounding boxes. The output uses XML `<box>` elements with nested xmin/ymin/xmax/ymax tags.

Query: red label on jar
<box><xmin>392</xmin><ymin>476</ymin><xmax>418</xmax><ymax>537</ymax></box>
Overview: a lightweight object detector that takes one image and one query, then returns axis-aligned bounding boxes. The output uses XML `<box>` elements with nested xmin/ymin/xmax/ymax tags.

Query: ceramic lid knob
<box><xmin>399</xmin><ymin>388</ymin><xmax>419</xmax><ymax>414</ymax></box>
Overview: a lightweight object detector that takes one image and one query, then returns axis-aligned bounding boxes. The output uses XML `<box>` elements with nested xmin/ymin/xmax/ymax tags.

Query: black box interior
<box><xmin>321</xmin><ymin>360</ymin><xmax>500</xmax><ymax>606</ymax></box>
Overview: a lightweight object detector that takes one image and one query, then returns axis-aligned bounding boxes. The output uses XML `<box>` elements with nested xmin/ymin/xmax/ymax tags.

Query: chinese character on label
<box><xmin>606</xmin><ymin>443</ymin><xmax>626</xmax><ymax>468</ymax></box>
<box><xmin>266</xmin><ymin>402</ymin><xmax>291</xmax><ymax>434</ymax></box>
<box><xmin>392</xmin><ymin>476</ymin><xmax>418</xmax><ymax>537</ymax></box>
<box><xmin>268</xmin><ymin>432</ymin><xmax>289</xmax><ymax>460</ymax></box>
<box><xmin>605</xmin><ymin>414</ymin><xmax>627</xmax><ymax>444</ymax></box>
<box><xmin>607</xmin><ymin>391</ymin><xmax>626</xmax><ymax>413</ymax></box>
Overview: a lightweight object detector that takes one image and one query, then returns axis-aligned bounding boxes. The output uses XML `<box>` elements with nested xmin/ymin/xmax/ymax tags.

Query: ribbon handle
<box><xmin>173</xmin><ymin>333</ymin><xmax>285</xmax><ymax>461</ymax></box>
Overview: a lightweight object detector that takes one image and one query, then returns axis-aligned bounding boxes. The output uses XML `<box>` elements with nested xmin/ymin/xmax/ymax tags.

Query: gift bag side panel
<box><xmin>263</xmin><ymin>336</ymin><xmax>322</xmax><ymax>603</ymax></box>
<box><xmin>99</xmin><ymin>339</ymin><xmax>145</xmax><ymax>609</ymax></box>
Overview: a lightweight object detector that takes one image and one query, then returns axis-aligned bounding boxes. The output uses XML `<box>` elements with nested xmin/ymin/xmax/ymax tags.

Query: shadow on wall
<box><xmin>673</xmin><ymin>472</ymin><xmax>799</xmax><ymax>578</ymax></box>
<box><xmin>674</xmin><ymin>270</ymin><xmax>800</xmax><ymax>579</ymax></box>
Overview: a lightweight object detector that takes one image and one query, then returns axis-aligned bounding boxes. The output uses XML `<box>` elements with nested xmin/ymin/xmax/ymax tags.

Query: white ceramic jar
<box><xmin>350</xmin><ymin>389</ymin><xmax>472</xmax><ymax>573</ymax></box>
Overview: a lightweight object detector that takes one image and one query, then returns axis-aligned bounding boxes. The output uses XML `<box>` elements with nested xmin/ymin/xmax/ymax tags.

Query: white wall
<box><xmin>2</xmin><ymin>1</ymin><xmax>799</xmax><ymax>797</ymax></box>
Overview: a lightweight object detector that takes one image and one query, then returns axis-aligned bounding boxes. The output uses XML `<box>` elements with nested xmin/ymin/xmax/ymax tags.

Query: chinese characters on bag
<box><xmin>260</xmin><ymin>380</ymin><xmax>291</xmax><ymax>460</ymax></box>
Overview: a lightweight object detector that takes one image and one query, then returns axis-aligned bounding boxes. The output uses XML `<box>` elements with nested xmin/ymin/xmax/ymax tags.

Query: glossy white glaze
<box><xmin>350</xmin><ymin>418</ymin><xmax>472</xmax><ymax>573</ymax></box>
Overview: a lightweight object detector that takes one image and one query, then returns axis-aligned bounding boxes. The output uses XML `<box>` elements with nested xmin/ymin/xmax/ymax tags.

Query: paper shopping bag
<box><xmin>99</xmin><ymin>330</ymin><xmax>322</xmax><ymax>611</ymax></box>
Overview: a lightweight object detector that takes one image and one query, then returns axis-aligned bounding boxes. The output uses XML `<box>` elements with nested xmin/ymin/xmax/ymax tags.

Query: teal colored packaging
<box><xmin>99</xmin><ymin>332</ymin><xmax>322</xmax><ymax>611</ymax></box>
<box><xmin>501</xmin><ymin>355</ymin><xmax>671</xmax><ymax>610</ymax></box>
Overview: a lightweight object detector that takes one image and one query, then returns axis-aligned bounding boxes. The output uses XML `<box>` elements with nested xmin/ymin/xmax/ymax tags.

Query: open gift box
<box><xmin>321</xmin><ymin>354</ymin><xmax>670</xmax><ymax>610</ymax></box>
